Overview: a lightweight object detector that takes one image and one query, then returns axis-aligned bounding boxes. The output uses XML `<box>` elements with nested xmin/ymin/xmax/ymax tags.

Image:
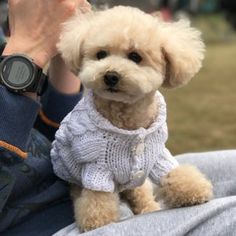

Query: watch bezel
<box><xmin>0</xmin><ymin>54</ymin><xmax>37</xmax><ymax>92</ymax></box>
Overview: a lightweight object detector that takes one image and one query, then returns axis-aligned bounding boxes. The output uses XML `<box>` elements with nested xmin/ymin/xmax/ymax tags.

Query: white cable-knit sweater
<box><xmin>51</xmin><ymin>91</ymin><xmax>178</xmax><ymax>192</ymax></box>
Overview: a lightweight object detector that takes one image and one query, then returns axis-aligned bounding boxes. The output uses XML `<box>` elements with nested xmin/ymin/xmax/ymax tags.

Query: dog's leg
<box><xmin>123</xmin><ymin>179</ymin><xmax>160</xmax><ymax>214</ymax></box>
<box><xmin>72</xmin><ymin>186</ymin><xmax>119</xmax><ymax>232</ymax></box>
<box><xmin>158</xmin><ymin>165</ymin><xmax>213</xmax><ymax>208</ymax></box>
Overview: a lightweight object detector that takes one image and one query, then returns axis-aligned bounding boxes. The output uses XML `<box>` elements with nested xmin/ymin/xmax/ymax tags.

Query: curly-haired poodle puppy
<box><xmin>51</xmin><ymin>6</ymin><xmax>213</xmax><ymax>232</ymax></box>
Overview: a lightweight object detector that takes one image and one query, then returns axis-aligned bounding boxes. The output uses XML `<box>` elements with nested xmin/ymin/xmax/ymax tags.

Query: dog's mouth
<box><xmin>106</xmin><ymin>88</ymin><xmax>119</xmax><ymax>93</ymax></box>
<box><xmin>97</xmin><ymin>87</ymin><xmax>139</xmax><ymax>103</ymax></box>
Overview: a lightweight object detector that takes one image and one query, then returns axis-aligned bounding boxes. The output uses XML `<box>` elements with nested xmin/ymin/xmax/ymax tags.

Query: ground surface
<box><xmin>162</xmin><ymin>40</ymin><xmax>236</xmax><ymax>154</ymax></box>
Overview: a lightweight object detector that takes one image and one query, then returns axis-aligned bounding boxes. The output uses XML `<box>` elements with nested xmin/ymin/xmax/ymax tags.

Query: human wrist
<box><xmin>49</xmin><ymin>55</ymin><xmax>81</xmax><ymax>94</ymax></box>
<box><xmin>3</xmin><ymin>39</ymin><xmax>51</xmax><ymax>68</ymax></box>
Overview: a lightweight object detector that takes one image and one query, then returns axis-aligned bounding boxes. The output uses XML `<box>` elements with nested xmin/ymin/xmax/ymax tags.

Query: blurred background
<box><xmin>1</xmin><ymin>0</ymin><xmax>236</xmax><ymax>155</ymax></box>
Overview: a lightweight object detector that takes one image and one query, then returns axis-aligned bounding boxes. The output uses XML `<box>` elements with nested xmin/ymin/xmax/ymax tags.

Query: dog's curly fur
<box><xmin>58</xmin><ymin>6</ymin><xmax>213</xmax><ymax>232</ymax></box>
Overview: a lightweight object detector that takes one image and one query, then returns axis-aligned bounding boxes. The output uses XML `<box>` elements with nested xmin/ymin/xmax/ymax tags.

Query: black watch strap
<box><xmin>0</xmin><ymin>55</ymin><xmax>5</xmax><ymax>63</ymax></box>
<box><xmin>36</xmin><ymin>72</ymin><xmax>48</xmax><ymax>96</ymax></box>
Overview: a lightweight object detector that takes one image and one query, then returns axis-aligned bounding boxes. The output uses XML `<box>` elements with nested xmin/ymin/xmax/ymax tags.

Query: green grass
<box><xmin>161</xmin><ymin>42</ymin><xmax>236</xmax><ymax>155</ymax></box>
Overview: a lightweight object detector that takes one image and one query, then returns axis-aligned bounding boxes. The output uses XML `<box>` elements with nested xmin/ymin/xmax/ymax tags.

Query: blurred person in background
<box><xmin>0</xmin><ymin>0</ymin><xmax>8</xmax><ymax>43</ymax></box>
<box><xmin>221</xmin><ymin>0</ymin><xmax>236</xmax><ymax>30</ymax></box>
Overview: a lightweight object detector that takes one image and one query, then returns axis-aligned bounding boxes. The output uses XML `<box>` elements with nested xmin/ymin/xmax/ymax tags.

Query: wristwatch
<box><xmin>0</xmin><ymin>44</ymin><xmax>48</xmax><ymax>96</ymax></box>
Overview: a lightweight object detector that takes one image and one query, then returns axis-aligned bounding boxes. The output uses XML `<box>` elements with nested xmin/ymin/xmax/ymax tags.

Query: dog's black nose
<box><xmin>104</xmin><ymin>71</ymin><xmax>120</xmax><ymax>87</ymax></box>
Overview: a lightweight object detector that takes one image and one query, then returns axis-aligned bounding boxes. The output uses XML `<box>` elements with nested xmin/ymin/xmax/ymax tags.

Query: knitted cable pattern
<box><xmin>51</xmin><ymin>90</ymin><xmax>179</xmax><ymax>192</ymax></box>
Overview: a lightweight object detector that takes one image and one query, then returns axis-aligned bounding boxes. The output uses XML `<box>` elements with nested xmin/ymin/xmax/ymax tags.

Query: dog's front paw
<box><xmin>73</xmin><ymin>189</ymin><xmax>119</xmax><ymax>232</ymax></box>
<box><xmin>158</xmin><ymin>165</ymin><xmax>213</xmax><ymax>208</ymax></box>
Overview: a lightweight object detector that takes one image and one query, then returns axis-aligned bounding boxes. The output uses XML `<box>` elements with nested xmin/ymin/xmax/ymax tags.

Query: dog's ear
<box><xmin>160</xmin><ymin>20</ymin><xmax>205</xmax><ymax>88</ymax></box>
<box><xmin>57</xmin><ymin>12</ymin><xmax>93</xmax><ymax>73</ymax></box>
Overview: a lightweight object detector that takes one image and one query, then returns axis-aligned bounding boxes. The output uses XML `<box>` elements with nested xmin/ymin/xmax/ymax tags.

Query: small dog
<box><xmin>51</xmin><ymin>6</ymin><xmax>213</xmax><ymax>232</ymax></box>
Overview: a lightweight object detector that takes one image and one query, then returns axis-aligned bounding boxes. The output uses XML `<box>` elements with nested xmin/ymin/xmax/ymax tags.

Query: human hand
<box><xmin>3</xmin><ymin>0</ymin><xmax>91</xmax><ymax>67</ymax></box>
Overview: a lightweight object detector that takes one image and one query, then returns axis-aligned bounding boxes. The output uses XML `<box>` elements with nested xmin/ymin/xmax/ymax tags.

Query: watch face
<box><xmin>0</xmin><ymin>55</ymin><xmax>35</xmax><ymax>90</ymax></box>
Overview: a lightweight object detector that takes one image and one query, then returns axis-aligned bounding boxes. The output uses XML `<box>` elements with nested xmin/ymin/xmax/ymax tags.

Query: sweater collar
<box><xmin>84</xmin><ymin>90</ymin><xmax>167</xmax><ymax>137</ymax></box>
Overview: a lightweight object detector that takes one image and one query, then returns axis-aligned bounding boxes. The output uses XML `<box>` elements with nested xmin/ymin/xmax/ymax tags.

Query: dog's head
<box><xmin>58</xmin><ymin>6</ymin><xmax>205</xmax><ymax>103</ymax></box>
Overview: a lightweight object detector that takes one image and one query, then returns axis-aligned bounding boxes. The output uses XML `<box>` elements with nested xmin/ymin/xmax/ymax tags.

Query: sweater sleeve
<box><xmin>149</xmin><ymin>148</ymin><xmax>179</xmax><ymax>185</ymax></box>
<box><xmin>0</xmin><ymin>85</ymin><xmax>40</xmax><ymax>158</ymax></box>
<box><xmin>51</xmin><ymin>118</ymin><xmax>102</xmax><ymax>185</ymax></box>
<box><xmin>34</xmin><ymin>82</ymin><xmax>83</xmax><ymax>141</ymax></box>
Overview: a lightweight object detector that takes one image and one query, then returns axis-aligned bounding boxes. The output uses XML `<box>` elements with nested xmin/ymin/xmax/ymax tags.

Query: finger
<box><xmin>61</xmin><ymin>0</ymin><xmax>79</xmax><ymax>15</ymax></box>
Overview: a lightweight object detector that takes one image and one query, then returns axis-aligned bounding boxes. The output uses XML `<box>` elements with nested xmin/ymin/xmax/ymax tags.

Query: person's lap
<box><xmin>54</xmin><ymin>150</ymin><xmax>236</xmax><ymax>236</ymax></box>
<box><xmin>2</xmin><ymin>129</ymin><xmax>236</xmax><ymax>235</ymax></box>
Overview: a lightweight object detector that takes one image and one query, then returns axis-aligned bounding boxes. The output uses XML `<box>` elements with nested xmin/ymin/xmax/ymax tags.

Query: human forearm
<box><xmin>49</xmin><ymin>55</ymin><xmax>81</xmax><ymax>94</ymax></box>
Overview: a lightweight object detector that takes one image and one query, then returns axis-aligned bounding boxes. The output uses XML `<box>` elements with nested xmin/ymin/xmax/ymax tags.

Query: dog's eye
<box><xmin>96</xmin><ymin>50</ymin><xmax>108</xmax><ymax>60</ymax></box>
<box><xmin>128</xmin><ymin>52</ymin><xmax>142</xmax><ymax>64</ymax></box>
